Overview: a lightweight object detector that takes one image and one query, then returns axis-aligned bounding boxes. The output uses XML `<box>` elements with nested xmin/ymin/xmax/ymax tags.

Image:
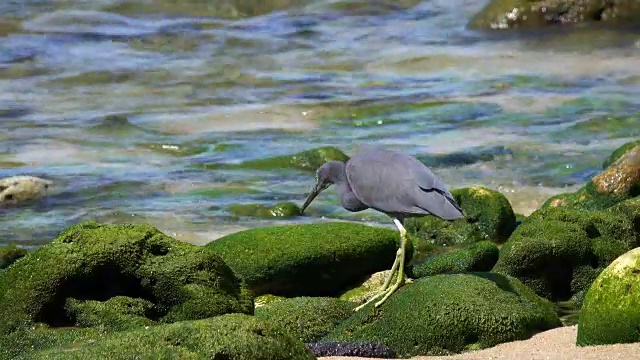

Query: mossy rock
<box><xmin>254</xmin><ymin>294</ymin><xmax>287</xmax><ymax>308</ymax></box>
<box><xmin>494</xmin><ymin>208</ymin><xmax>638</xmax><ymax>300</ymax></box>
<box><xmin>406</xmin><ymin>186</ymin><xmax>516</xmax><ymax>246</ymax></box>
<box><xmin>468</xmin><ymin>0</ymin><xmax>640</xmax><ymax>30</ymax></box>
<box><xmin>0</xmin><ymin>325</ymin><xmax>105</xmax><ymax>360</ymax></box>
<box><xmin>411</xmin><ymin>241</ymin><xmax>499</xmax><ymax>278</ymax></box>
<box><xmin>65</xmin><ymin>297</ymin><xmax>157</xmax><ymax>332</ymax></box>
<box><xmin>542</xmin><ymin>141</ymin><xmax>640</xmax><ymax>211</ymax></box>
<box><xmin>608</xmin><ymin>197</ymin><xmax>640</xmax><ymax>233</ymax></box>
<box><xmin>0</xmin><ymin>222</ymin><xmax>253</xmax><ymax>336</ymax></box>
<box><xmin>338</xmin><ymin>270</ymin><xmax>393</xmax><ymax>305</ymax></box>
<box><xmin>206</xmin><ymin>223</ymin><xmax>409</xmax><ymax>297</ymax></box>
<box><xmin>324</xmin><ymin>273</ymin><xmax>561</xmax><ymax>357</ymax></box>
<box><xmin>255</xmin><ymin>297</ymin><xmax>355</xmax><ymax>342</ymax></box>
<box><xmin>23</xmin><ymin>314</ymin><xmax>316</xmax><ymax>360</ymax></box>
<box><xmin>577</xmin><ymin>248</ymin><xmax>640</xmax><ymax>346</ymax></box>
<box><xmin>0</xmin><ymin>244</ymin><xmax>27</xmax><ymax>269</ymax></box>
<box><xmin>228</xmin><ymin>201</ymin><xmax>301</xmax><ymax>218</ymax></box>
<box><xmin>197</xmin><ymin>146</ymin><xmax>349</xmax><ymax>172</ymax></box>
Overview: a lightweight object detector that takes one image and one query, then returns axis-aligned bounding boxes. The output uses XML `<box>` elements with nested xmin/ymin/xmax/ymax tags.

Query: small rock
<box><xmin>0</xmin><ymin>244</ymin><xmax>27</xmax><ymax>269</ymax></box>
<box><xmin>0</xmin><ymin>176</ymin><xmax>52</xmax><ymax>206</ymax></box>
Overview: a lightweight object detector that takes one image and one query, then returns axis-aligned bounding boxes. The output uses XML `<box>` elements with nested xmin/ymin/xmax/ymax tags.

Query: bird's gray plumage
<box><xmin>345</xmin><ymin>147</ymin><xmax>463</xmax><ymax>221</ymax></box>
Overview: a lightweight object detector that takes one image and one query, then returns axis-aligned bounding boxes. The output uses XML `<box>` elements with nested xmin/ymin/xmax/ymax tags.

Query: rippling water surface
<box><xmin>1</xmin><ymin>0</ymin><xmax>639</xmax><ymax>246</ymax></box>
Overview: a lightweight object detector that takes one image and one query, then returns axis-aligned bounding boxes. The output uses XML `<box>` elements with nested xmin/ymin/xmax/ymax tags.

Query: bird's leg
<box><xmin>354</xmin><ymin>218</ymin><xmax>406</xmax><ymax>312</ymax></box>
<box><xmin>373</xmin><ymin>219</ymin><xmax>407</xmax><ymax>308</ymax></box>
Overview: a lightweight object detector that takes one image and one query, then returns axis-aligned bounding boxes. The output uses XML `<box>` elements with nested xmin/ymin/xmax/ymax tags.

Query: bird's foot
<box><xmin>353</xmin><ymin>275</ymin><xmax>406</xmax><ymax>312</ymax></box>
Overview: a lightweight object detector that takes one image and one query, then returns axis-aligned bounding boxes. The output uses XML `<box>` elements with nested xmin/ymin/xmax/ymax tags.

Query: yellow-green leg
<box><xmin>354</xmin><ymin>219</ymin><xmax>407</xmax><ymax>311</ymax></box>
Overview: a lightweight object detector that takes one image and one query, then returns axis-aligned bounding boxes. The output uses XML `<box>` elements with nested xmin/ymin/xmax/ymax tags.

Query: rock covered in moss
<box><xmin>23</xmin><ymin>314</ymin><xmax>316</xmax><ymax>360</ymax></box>
<box><xmin>306</xmin><ymin>342</ymin><xmax>396</xmax><ymax>358</ymax></box>
<box><xmin>338</xmin><ymin>270</ymin><xmax>392</xmax><ymax>305</ymax></box>
<box><xmin>406</xmin><ymin>186</ymin><xmax>516</xmax><ymax>246</ymax></box>
<box><xmin>0</xmin><ymin>244</ymin><xmax>27</xmax><ymax>269</ymax></box>
<box><xmin>577</xmin><ymin>248</ymin><xmax>640</xmax><ymax>346</ymax></box>
<box><xmin>411</xmin><ymin>241</ymin><xmax>499</xmax><ymax>278</ymax></box>
<box><xmin>468</xmin><ymin>0</ymin><xmax>640</xmax><ymax>30</ymax></box>
<box><xmin>198</xmin><ymin>146</ymin><xmax>349</xmax><ymax>172</ymax></box>
<box><xmin>543</xmin><ymin>141</ymin><xmax>640</xmax><ymax>211</ymax></box>
<box><xmin>324</xmin><ymin>273</ymin><xmax>561</xmax><ymax>357</ymax></box>
<box><xmin>229</xmin><ymin>201</ymin><xmax>301</xmax><ymax>218</ymax></box>
<box><xmin>65</xmin><ymin>297</ymin><xmax>157</xmax><ymax>331</ymax></box>
<box><xmin>0</xmin><ymin>176</ymin><xmax>52</xmax><ymax>206</ymax></box>
<box><xmin>255</xmin><ymin>297</ymin><xmax>354</xmax><ymax>342</ymax></box>
<box><xmin>0</xmin><ymin>221</ymin><xmax>253</xmax><ymax>336</ymax></box>
<box><xmin>254</xmin><ymin>294</ymin><xmax>287</xmax><ymax>308</ymax></box>
<box><xmin>494</xmin><ymin>207</ymin><xmax>638</xmax><ymax>300</ymax></box>
<box><xmin>206</xmin><ymin>222</ymin><xmax>407</xmax><ymax>297</ymax></box>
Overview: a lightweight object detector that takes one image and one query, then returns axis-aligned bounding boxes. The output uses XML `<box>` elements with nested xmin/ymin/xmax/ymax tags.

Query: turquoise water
<box><xmin>1</xmin><ymin>0</ymin><xmax>639</xmax><ymax>246</ymax></box>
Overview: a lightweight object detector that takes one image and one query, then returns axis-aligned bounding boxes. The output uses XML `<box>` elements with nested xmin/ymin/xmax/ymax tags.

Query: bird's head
<box><xmin>300</xmin><ymin>161</ymin><xmax>345</xmax><ymax>213</ymax></box>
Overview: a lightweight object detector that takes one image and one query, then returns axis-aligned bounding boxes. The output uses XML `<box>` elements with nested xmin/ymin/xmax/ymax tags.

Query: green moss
<box><xmin>603</xmin><ymin>140</ymin><xmax>640</xmax><ymax>168</ymax></box>
<box><xmin>206</xmin><ymin>222</ymin><xmax>409</xmax><ymax>297</ymax></box>
<box><xmin>255</xmin><ymin>297</ymin><xmax>354</xmax><ymax>342</ymax></box>
<box><xmin>577</xmin><ymin>248</ymin><xmax>640</xmax><ymax>346</ymax></box>
<box><xmin>0</xmin><ymin>221</ymin><xmax>253</xmax><ymax>336</ymax></box>
<box><xmin>0</xmin><ymin>244</ymin><xmax>27</xmax><ymax>269</ymax></box>
<box><xmin>411</xmin><ymin>241</ymin><xmax>499</xmax><ymax>278</ymax></box>
<box><xmin>0</xmin><ymin>325</ymin><xmax>105</xmax><ymax>360</ymax></box>
<box><xmin>406</xmin><ymin>186</ymin><xmax>516</xmax><ymax>246</ymax></box>
<box><xmin>324</xmin><ymin>273</ymin><xmax>561</xmax><ymax>357</ymax></box>
<box><xmin>541</xmin><ymin>181</ymin><xmax>628</xmax><ymax>211</ymax></box>
<box><xmin>65</xmin><ymin>297</ymin><xmax>157</xmax><ymax>331</ymax></box>
<box><xmin>23</xmin><ymin>314</ymin><xmax>315</xmax><ymax>360</ymax></box>
<box><xmin>608</xmin><ymin>197</ymin><xmax>640</xmax><ymax>234</ymax></box>
<box><xmin>228</xmin><ymin>202</ymin><xmax>301</xmax><ymax>218</ymax></box>
<box><xmin>338</xmin><ymin>270</ymin><xmax>391</xmax><ymax>305</ymax></box>
<box><xmin>254</xmin><ymin>294</ymin><xmax>287</xmax><ymax>307</ymax></box>
<box><xmin>196</xmin><ymin>146</ymin><xmax>349</xmax><ymax>172</ymax></box>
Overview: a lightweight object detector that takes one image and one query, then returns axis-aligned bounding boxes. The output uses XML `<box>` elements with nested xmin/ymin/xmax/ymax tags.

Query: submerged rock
<box><xmin>469</xmin><ymin>0</ymin><xmax>640</xmax><ymax>29</ymax></box>
<box><xmin>0</xmin><ymin>176</ymin><xmax>52</xmax><ymax>206</ymax></box>
<box><xmin>324</xmin><ymin>273</ymin><xmax>561</xmax><ymax>357</ymax></box>
<box><xmin>406</xmin><ymin>186</ymin><xmax>516</xmax><ymax>246</ymax></box>
<box><xmin>577</xmin><ymin>247</ymin><xmax>640</xmax><ymax>346</ymax></box>
<box><xmin>22</xmin><ymin>314</ymin><xmax>316</xmax><ymax>360</ymax></box>
<box><xmin>0</xmin><ymin>244</ymin><xmax>27</xmax><ymax>269</ymax></box>
<box><xmin>0</xmin><ymin>222</ymin><xmax>253</xmax><ymax>338</ymax></box>
<box><xmin>255</xmin><ymin>297</ymin><xmax>354</xmax><ymax>342</ymax></box>
<box><xmin>411</xmin><ymin>241</ymin><xmax>499</xmax><ymax>278</ymax></box>
<box><xmin>228</xmin><ymin>201</ymin><xmax>301</xmax><ymax>218</ymax></box>
<box><xmin>206</xmin><ymin>222</ymin><xmax>406</xmax><ymax>297</ymax></box>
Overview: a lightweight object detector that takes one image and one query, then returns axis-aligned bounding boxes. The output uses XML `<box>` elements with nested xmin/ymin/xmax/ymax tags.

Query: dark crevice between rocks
<box><xmin>36</xmin><ymin>263</ymin><xmax>159</xmax><ymax>327</ymax></box>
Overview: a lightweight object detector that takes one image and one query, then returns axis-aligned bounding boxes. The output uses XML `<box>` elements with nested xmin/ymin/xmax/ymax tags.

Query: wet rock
<box><xmin>0</xmin><ymin>18</ymin><xmax>20</xmax><ymax>37</ymax></box>
<box><xmin>577</xmin><ymin>247</ymin><xmax>640</xmax><ymax>346</ymax></box>
<box><xmin>0</xmin><ymin>222</ymin><xmax>253</xmax><ymax>338</ymax></box>
<box><xmin>229</xmin><ymin>201</ymin><xmax>301</xmax><ymax>218</ymax></box>
<box><xmin>65</xmin><ymin>296</ymin><xmax>156</xmax><ymax>332</ymax></box>
<box><xmin>416</xmin><ymin>145</ymin><xmax>512</xmax><ymax>168</ymax></box>
<box><xmin>137</xmin><ymin>142</ymin><xmax>208</xmax><ymax>157</ymax></box>
<box><xmin>411</xmin><ymin>241</ymin><xmax>499</xmax><ymax>278</ymax></box>
<box><xmin>469</xmin><ymin>0</ymin><xmax>640</xmax><ymax>30</ymax></box>
<box><xmin>19</xmin><ymin>314</ymin><xmax>315</xmax><ymax>360</ymax></box>
<box><xmin>306</xmin><ymin>342</ymin><xmax>397</xmax><ymax>358</ymax></box>
<box><xmin>0</xmin><ymin>176</ymin><xmax>52</xmax><ymax>206</ymax></box>
<box><xmin>206</xmin><ymin>222</ymin><xmax>409</xmax><ymax>297</ymax></box>
<box><xmin>255</xmin><ymin>297</ymin><xmax>354</xmax><ymax>342</ymax></box>
<box><xmin>406</xmin><ymin>186</ymin><xmax>517</xmax><ymax>246</ymax></box>
<box><xmin>0</xmin><ymin>244</ymin><xmax>27</xmax><ymax>269</ymax></box>
<box><xmin>324</xmin><ymin>273</ymin><xmax>561</xmax><ymax>357</ymax></box>
<box><xmin>494</xmin><ymin>207</ymin><xmax>638</xmax><ymax>300</ymax></box>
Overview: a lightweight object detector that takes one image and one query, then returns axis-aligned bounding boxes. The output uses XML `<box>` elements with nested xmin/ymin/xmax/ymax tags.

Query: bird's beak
<box><xmin>300</xmin><ymin>181</ymin><xmax>327</xmax><ymax>214</ymax></box>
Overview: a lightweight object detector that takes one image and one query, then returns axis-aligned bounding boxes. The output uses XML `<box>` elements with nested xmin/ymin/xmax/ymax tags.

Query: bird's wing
<box><xmin>346</xmin><ymin>148</ymin><xmax>463</xmax><ymax>220</ymax></box>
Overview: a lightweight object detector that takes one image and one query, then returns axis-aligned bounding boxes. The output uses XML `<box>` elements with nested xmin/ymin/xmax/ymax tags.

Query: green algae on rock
<box><xmin>255</xmin><ymin>297</ymin><xmax>355</xmax><ymax>342</ymax></box>
<box><xmin>324</xmin><ymin>273</ymin><xmax>561</xmax><ymax>357</ymax></box>
<box><xmin>197</xmin><ymin>146</ymin><xmax>349</xmax><ymax>172</ymax></box>
<box><xmin>228</xmin><ymin>201</ymin><xmax>301</xmax><ymax>218</ymax></box>
<box><xmin>468</xmin><ymin>0</ymin><xmax>640</xmax><ymax>30</ymax></box>
<box><xmin>406</xmin><ymin>186</ymin><xmax>516</xmax><ymax>246</ymax></box>
<box><xmin>411</xmin><ymin>241</ymin><xmax>499</xmax><ymax>278</ymax></box>
<box><xmin>0</xmin><ymin>222</ymin><xmax>253</xmax><ymax>336</ymax></box>
<box><xmin>494</xmin><ymin>207</ymin><xmax>638</xmax><ymax>301</ymax></box>
<box><xmin>22</xmin><ymin>314</ymin><xmax>316</xmax><ymax>360</ymax></box>
<box><xmin>0</xmin><ymin>244</ymin><xmax>27</xmax><ymax>269</ymax></box>
<box><xmin>206</xmin><ymin>222</ymin><xmax>407</xmax><ymax>297</ymax></box>
<box><xmin>65</xmin><ymin>297</ymin><xmax>157</xmax><ymax>332</ymax></box>
<box><xmin>577</xmin><ymin>247</ymin><xmax>640</xmax><ymax>346</ymax></box>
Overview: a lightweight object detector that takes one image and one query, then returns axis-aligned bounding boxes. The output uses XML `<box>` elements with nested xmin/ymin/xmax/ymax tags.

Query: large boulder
<box><xmin>469</xmin><ymin>0</ymin><xmax>640</xmax><ymax>29</ymax></box>
<box><xmin>577</xmin><ymin>247</ymin><xmax>640</xmax><ymax>346</ymax></box>
<box><xmin>324</xmin><ymin>273</ymin><xmax>561</xmax><ymax>357</ymax></box>
<box><xmin>0</xmin><ymin>222</ymin><xmax>253</xmax><ymax>336</ymax></box>
<box><xmin>205</xmin><ymin>222</ymin><xmax>407</xmax><ymax>297</ymax></box>
<box><xmin>542</xmin><ymin>141</ymin><xmax>640</xmax><ymax>211</ymax></box>
<box><xmin>255</xmin><ymin>297</ymin><xmax>354</xmax><ymax>342</ymax></box>
<box><xmin>494</xmin><ymin>207</ymin><xmax>638</xmax><ymax>300</ymax></box>
<box><xmin>22</xmin><ymin>314</ymin><xmax>316</xmax><ymax>360</ymax></box>
<box><xmin>411</xmin><ymin>241</ymin><xmax>499</xmax><ymax>278</ymax></box>
<box><xmin>406</xmin><ymin>186</ymin><xmax>517</xmax><ymax>246</ymax></box>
